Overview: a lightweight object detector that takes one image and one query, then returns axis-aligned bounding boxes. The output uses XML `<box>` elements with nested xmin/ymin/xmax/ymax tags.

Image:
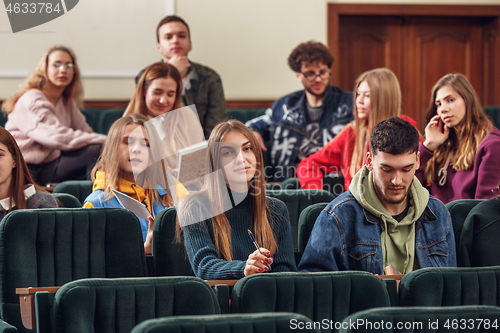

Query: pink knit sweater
<box><xmin>5</xmin><ymin>90</ymin><xmax>106</xmax><ymax>164</ymax></box>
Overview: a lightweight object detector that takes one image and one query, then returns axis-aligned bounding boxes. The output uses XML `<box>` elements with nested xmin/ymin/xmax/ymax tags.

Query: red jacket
<box><xmin>297</xmin><ymin>116</ymin><xmax>418</xmax><ymax>190</ymax></box>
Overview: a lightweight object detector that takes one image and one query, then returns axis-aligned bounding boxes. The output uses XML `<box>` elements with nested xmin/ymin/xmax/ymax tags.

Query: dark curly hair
<box><xmin>287</xmin><ymin>41</ymin><xmax>334</xmax><ymax>72</ymax></box>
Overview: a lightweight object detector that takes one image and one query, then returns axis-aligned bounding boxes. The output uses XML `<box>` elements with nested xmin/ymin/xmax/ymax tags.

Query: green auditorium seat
<box><xmin>0</xmin><ymin>208</ymin><xmax>147</xmax><ymax>333</ymax></box>
<box><xmin>0</xmin><ymin>113</ymin><xmax>8</xmax><ymax>128</ymax></box>
<box><xmin>232</xmin><ymin>271</ymin><xmax>390</xmax><ymax>333</ymax></box>
<box><xmin>152</xmin><ymin>207</ymin><xmax>193</xmax><ymax>277</ymax></box>
<box><xmin>445</xmin><ymin>198</ymin><xmax>483</xmax><ymax>262</ymax></box>
<box><xmin>282</xmin><ymin>177</ymin><xmax>301</xmax><ymax>189</ymax></box>
<box><xmin>52</xmin><ymin>192</ymin><xmax>82</xmax><ymax>208</ymax></box>
<box><xmin>460</xmin><ymin>196</ymin><xmax>500</xmax><ymax>267</ymax></box>
<box><xmin>49</xmin><ymin>276</ymin><xmax>220</xmax><ymax>333</ymax></box>
<box><xmin>399</xmin><ymin>266</ymin><xmax>500</xmax><ymax>307</ymax></box>
<box><xmin>297</xmin><ymin>202</ymin><xmax>328</xmax><ymax>255</ymax></box>
<box><xmin>339</xmin><ymin>305</ymin><xmax>500</xmax><ymax>333</ymax></box>
<box><xmin>226</xmin><ymin>108</ymin><xmax>266</xmax><ymax>124</ymax></box>
<box><xmin>52</xmin><ymin>180</ymin><xmax>93</xmax><ymax>205</ymax></box>
<box><xmin>131</xmin><ymin>312</ymin><xmax>320</xmax><ymax>333</ymax></box>
<box><xmin>80</xmin><ymin>108</ymin><xmax>103</xmax><ymax>133</ymax></box>
<box><xmin>484</xmin><ymin>105</ymin><xmax>500</xmax><ymax>130</ymax></box>
<box><xmin>98</xmin><ymin>108</ymin><xmax>125</xmax><ymax>135</ymax></box>
<box><xmin>265</xmin><ymin>189</ymin><xmax>335</xmax><ymax>250</ymax></box>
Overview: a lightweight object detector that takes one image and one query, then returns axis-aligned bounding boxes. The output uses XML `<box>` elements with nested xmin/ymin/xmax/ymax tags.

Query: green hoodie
<box><xmin>349</xmin><ymin>166</ymin><xmax>429</xmax><ymax>274</ymax></box>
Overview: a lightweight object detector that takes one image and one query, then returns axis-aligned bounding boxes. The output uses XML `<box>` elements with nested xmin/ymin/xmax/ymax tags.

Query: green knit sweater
<box><xmin>183</xmin><ymin>194</ymin><xmax>297</xmax><ymax>280</ymax></box>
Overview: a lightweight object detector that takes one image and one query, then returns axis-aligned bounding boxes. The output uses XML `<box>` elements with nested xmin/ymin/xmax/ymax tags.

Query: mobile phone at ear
<box><xmin>439</xmin><ymin>118</ymin><xmax>445</xmax><ymax>133</ymax></box>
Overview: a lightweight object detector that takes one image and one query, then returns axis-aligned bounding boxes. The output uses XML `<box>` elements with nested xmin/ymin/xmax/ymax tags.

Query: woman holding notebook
<box><xmin>177</xmin><ymin>120</ymin><xmax>296</xmax><ymax>280</ymax></box>
<box><xmin>82</xmin><ymin>114</ymin><xmax>188</xmax><ymax>254</ymax></box>
<box><xmin>123</xmin><ymin>62</ymin><xmax>205</xmax><ymax>189</ymax></box>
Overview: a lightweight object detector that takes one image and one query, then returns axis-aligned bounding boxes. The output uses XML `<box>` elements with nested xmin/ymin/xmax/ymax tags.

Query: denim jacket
<box><xmin>246</xmin><ymin>86</ymin><xmax>352</xmax><ymax>181</ymax></box>
<box><xmin>297</xmin><ymin>191</ymin><xmax>456</xmax><ymax>274</ymax></box>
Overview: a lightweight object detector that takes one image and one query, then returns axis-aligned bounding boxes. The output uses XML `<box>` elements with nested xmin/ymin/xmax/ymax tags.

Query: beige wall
<box><xmin>1</xmin><ymin>0</ymin><xmax>499</xmax><ymax>101</ymax></box>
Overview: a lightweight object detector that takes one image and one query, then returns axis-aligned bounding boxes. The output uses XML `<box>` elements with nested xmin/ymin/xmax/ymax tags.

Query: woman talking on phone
<box><xmin>417</xmin><ymin>73</ymin><xmax>500</xmax><ymax>204</ymax></box>
<box><xmin>177</xmin><ymin>120</ymin><xmax>296</xmax><ymax>280</ymax></box>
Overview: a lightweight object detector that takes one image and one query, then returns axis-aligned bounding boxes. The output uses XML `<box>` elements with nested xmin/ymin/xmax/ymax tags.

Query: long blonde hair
<box><xmin>178</xmin><ymin>120</ymin><xmax>277</xmax><ymax>261</ymax></box>
<box><xmin>423</xmin><ymin>73</ymin><xmax>491</xmax><ymax>183</ymax></box>
<box><xmin>91</xmin><ymin>114</ymin><xmax>171</xmax><ymax>206</ymax></box>
<box><xmin>350</xmin><ymin>68</ymin><xmax>402</xmax><ymax>178</ymax></box>
<box><xmin>2</xmin><ymin>45</ymin><xmax>83</xmax><ymax>114</ymax></box>
<box><xmin>123</xmin><ymin>62</ymin><xmax>182</xmax><ymax>117</ymax></box>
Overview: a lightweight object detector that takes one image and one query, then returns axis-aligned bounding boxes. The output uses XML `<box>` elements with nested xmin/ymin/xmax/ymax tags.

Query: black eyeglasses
<box><xmin>301</xmin><ymin>69</ymin><xmax>330</xmax><ymax>81</ymax></box>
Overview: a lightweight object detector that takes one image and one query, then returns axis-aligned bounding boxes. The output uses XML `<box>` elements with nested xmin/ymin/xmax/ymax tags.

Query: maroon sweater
<box><xmin>417</xmin><ymin>125</ymin><xmax>500</xmax><ymax>204</ymax></box>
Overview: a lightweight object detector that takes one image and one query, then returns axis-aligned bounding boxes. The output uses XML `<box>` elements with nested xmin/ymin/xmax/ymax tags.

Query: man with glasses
<box><xmin>246</xmin><ymin>41</ymin><xmax>353</xmax><ymax>182</ymax></box>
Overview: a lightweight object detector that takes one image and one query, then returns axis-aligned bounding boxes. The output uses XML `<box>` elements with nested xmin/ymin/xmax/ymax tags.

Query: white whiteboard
<box><xmin>0</xmin><ymin>0</ymin><xmax>174</xmax><ymax>78</ymax></box>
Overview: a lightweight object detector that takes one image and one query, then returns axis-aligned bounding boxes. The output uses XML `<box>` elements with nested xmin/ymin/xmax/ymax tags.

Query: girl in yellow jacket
<box><xmin>83</xmin><ymin>114</ymin><xmax>188</xmax><ymax>254</ymax></box>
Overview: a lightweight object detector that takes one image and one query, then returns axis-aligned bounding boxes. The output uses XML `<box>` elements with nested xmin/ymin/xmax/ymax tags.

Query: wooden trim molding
<box><xmin>328</xmin><ymin>4</ymin><xmax>500</xmax><ymax>17</ymax></box>
<box><xmin>0</xmin><ymin>100</ymin><xmax>274</xmax><ymax>110</ymax></box>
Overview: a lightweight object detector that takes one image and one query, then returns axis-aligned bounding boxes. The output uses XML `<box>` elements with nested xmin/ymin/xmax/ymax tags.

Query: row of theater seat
<box><xmin>51</xmin><ymin>180</ymin><xmax>500</xmax><ymax>270</ymax></box>
<box><xmin>52</xmin><ymin>180</ymin><xmax>337</xmax><ymax>266</ymax></box>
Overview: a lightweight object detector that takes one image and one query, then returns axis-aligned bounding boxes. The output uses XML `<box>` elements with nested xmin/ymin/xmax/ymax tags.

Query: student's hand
<box><xmin>168</xmin><ymin>55</ymin><xmax>191</xmax><ymax>78</ymax></box>
<box><xmin>252</xmin><ymin>131</ymin><xmax>267</xmax><ymax>151</ymax></box>
<box><xmin>423</xmin><ymin>115</ymin><xmax>450</xmax><ymax>151</ymax></box>
<box><xmin>144</xmin><ymin>216</ymin><xmax>154</xmax><ymax>255</ymax></box>
<box><xmin>244</xmin><ymin>248</ymin><xmax>274</xmax><ymax>276</ymax></box>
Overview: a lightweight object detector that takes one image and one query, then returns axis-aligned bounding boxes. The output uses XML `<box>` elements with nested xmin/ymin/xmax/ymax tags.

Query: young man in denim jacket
<box><xmin>246</xmin><ymin>41</ymin><xmax>353</xmax><ymax>181</ymax></box>
<box><xmin>298</xmin><ymin>117</ymin><xmax>456</xmax><ymax>274</ymax></box>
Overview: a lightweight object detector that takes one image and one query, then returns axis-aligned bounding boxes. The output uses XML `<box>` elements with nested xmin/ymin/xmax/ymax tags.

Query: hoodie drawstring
<box><xmin>438</xmin><ymin>153</ymin><xmax>452</xmax><ymax>186</ymax></box>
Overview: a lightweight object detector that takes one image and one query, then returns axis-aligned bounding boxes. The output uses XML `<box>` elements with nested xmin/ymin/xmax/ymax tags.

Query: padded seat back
<box><xmin>265</xmin><ymin>189</ymin><xmax>335</xmax><ymax>249</ymax></box>
<box><xmin>53</xmin><ymin>180</ymin><xmax>94</xmax><ymax>205</ymax></box>
<box><xmin>131</xmin><ymin>312</ymin><xmax>320</xmax><ymax>333</ymax></box>
<box><xmin>231</xmin><ymin>272</ymin><xmax>390</xmax><ymax>332</ymax></box>
<box><xmin>99</xmin><ymin>108</ymin><xmax>125</xmax><ymax>135</ymax></box>
<box><xmin>460</xmin><ymin>197</ymin><xmax>500</xmax><ymax>267</ymax></box>
<box><xmin>226</xmin><ymin>108</ymin><xmax>266</xmax><ymax>124</ymax></box>
<box><xmin>339</xmin><ymin>305</ymin><xmax>500</xmax><ymax>333</ymax></box>
<box><xmin>445</xmin><ymin>199</ymin><xmax>482</xmax><ymax>258</ymax></box>
<box><xmin>298</xmin><ymin>202</ymin><xmax>328</xmax><ymax>254</ymax></box>
<box><xmin>53</xmin><ymin>277</ymin><xmax>220</xmax><ymax>333</ymax></box>
<box><xmin>0</xmin><ymin>208</ymin><xmax>147</xmax><ymax>332</ymax></box>
<box><xmin>80</xmin><ymin>108</ymin><xmax>104</xmax><ymax>133</ymax></box>
<box><xmin>52</xmin><ymin>193</ymin><xmax>81</xmax><ymax>208</ymax></box>
<box><xmin>281</xmin><ymin>177</ymin><xmax>301</xmax><ymax>189</ymax></box>
<box><xmin>152</xmin><ymin>207</ymin><xmax>193</xmax><ymax>276</ymax></box>
<box><xmin>484</xmin><ymin>105</ymin><xmax>500</xmax><ymax>130</ymax></box>
<box><xmin>399</xmin><ymin>266</ymin><xmax>500</xmax><ymax>306</ymax></box>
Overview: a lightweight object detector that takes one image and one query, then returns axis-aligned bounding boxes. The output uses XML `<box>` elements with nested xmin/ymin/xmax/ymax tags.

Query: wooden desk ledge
<box><xmin>16</xmin><ymin>287</ymin><xmax>60</xmax><ymax>330</ymax></box>
<box><xmin>205</xmin><ymin>280</ymin><xmax>238</xmax><ymax>287</ymax></box>
<box><xmin>15</xmin><ymin>282</ymin><xmax>239</xmax><ymax>330</ymax></box>
<box><xmin>15</xmin><ymin>275</ymin><xmax>399</xmax><ymax>330</ymax></box>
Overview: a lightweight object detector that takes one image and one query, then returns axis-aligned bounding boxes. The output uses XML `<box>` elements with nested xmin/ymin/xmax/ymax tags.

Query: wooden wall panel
<box><xmin>329</xmin><ymin>4</ymin><xmax>500</xmax><ymax>132</ymax></box>
<box><xmin>339</xmin><ymin>16</ymin><xmax>403</xmax><ymax>92</ymax></box>
<box><xmin>404</xmin><ymin>17</ymin><xmax>485</xmax><ymax>126</ymax></box>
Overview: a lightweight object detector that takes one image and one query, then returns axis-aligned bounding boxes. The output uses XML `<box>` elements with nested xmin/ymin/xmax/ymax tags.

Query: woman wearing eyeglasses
<box><xmin>2</xmin><ymin>46</ymin><xmax>106</xmax><ymax>185</ymax></box>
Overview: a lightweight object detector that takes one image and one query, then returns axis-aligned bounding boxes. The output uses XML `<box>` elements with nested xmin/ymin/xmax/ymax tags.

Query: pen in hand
<box><xmin>247</xmin><ymin>229</ymin><xmax>271</xmax><ymax>271</ymax></box>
